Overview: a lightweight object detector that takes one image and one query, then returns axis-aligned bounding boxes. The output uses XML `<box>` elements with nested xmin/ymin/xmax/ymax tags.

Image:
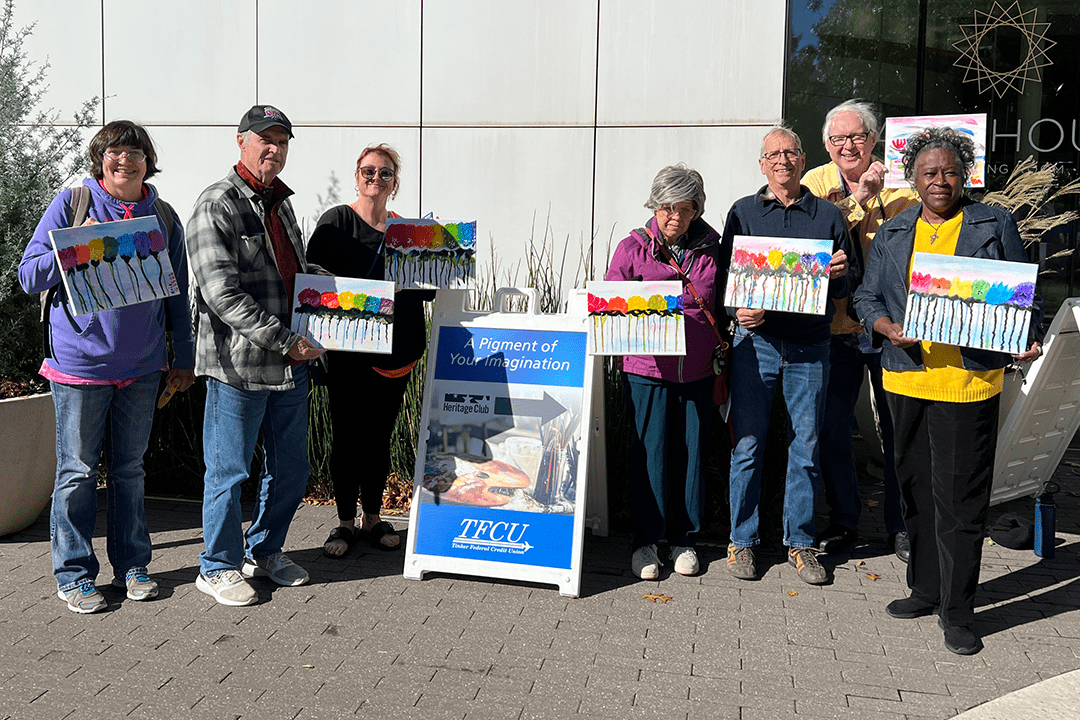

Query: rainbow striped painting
<box><xmin>587</xmin><ymin>281</ymin><xmax>685</xmax><ymax>356</ymax></box>
<box><xmin>884</xmin><ymin>113</ymin><xmax>987</xmax><ymax>189</ymax></box>
<box><xmin>291</xmin><ymin>273</ymin><xmax>395</xmax><ymax>353</ymax></box>
<box><xmin>48</xmin><ymin>216</ymin><xmax>179</xmax><ymax>317</ymax></box>
<box><xmin>902</xmin><ymin>252</ymin><xmax>1036</xmax><ymax>355</ymax></box>
<box><xmin>723</xmin><ymin>235</ymin><xmax>833</xmax><ymax>315</ymax></box>
<box><xmin>384</xmin><ymin>218</ymin><xmax>476</xmax><ymax>290</ymax></box>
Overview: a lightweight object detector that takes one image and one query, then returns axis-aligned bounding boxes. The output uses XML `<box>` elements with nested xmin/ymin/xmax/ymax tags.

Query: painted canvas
<box><xmin>902</xmin><ymin>252</ymin><xmax>1037</xmax><ymax>355</ymax></box>
<box><xmin>384</xmin><ymin>218</ymin><xmax>476</xmax><ymax>290</ymax></box>
<box><xmin>723</xmin><ymin>236</ymin><xmax>833</xmax><ymax>315</ymax></box>
<box><xmin>884</xmin><ymin>113</ymin><xmax>987</xmax><ymax>188</ymax></box>
<box><xmin>48</xmin><ymin>216</ymin><xmax>179</xmax><ymax>316</ymax></box>
<box><xmin>291</xmin><ymin>273</ymin><xmax>396</xmax><ymax>353</ymax></box>
<box><xmin>586</xmin><ymin>281</ymin><xmax>685</xmax><ymax>356</ymax></box>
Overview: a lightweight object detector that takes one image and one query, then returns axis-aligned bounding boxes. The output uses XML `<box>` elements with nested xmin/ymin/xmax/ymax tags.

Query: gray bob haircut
<box><xmin>901</xmin><ymin>126</ymin><xmax>977</xmax><ymax>186</ymax></box>
<box><xmin>821</xmin><ymin>99</ymin><xmax>880</xmax><ymax>146</ymax></box>
<box><xmin>759</xmin><ymin>124</ymin><xmax>803</xmax><ymax>156</ymax></box>
<box><xmin>644</xmin><ymin>164</ymin><xmax>706</xmax><ymax>217</ymax></box>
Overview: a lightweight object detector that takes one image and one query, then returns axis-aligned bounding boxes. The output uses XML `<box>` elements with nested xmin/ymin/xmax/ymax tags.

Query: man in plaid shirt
<box><xmin>186</xmin><ymin>105</ymin><xmax>326</xmax><ymax>607</ymax></box>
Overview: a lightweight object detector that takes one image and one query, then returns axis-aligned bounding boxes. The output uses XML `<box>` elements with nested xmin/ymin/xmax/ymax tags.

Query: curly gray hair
<box><xmin>644</xmin><ymin>164</ymin><xmax>705</xmax><ymax>218</ymax></box>
<box><xmin>821</xmin><ymin>99</ymin><xmax>879</xmax><ymax>147</ymax></box>
<box><xmin>901</xmin><ymin>126</ymin><xmax>976</xmax><ymax>186</ymax></box>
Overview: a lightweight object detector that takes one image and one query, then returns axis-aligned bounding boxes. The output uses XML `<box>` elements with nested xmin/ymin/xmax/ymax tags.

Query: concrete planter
<box><xmin>0</xmin><ymin>392</ymin><xmax>56</xmax><ymax>535</ymax></box>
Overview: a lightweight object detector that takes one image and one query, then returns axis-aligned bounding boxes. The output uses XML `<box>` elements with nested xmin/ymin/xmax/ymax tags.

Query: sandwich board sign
<box><xmin>403</xmin><ymin>288</ymin><xmax>593</xmax><ymax>597</ymax></box>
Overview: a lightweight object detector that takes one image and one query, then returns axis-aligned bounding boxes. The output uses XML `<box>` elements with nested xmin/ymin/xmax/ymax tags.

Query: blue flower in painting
<box><xmin>364</xmin><ymin>295</ymin><xmax>382</xmax><ymax>313</ymax></box>
<box><xmin>814</xmin><ymin>252</ymin><xmax>832</xmax><ymax>271</ymax></box>
<box><xmin>1010</xmin><ymin>282</ymin><xmax>1035</xmax><ymax>307</ymax></box>
<box><xmin>117</xmin><ymin>233</ymin><xmax>136</xmax><ymax>260</ymax></box>
<box><xmin>800</xmin><ymin>253</ymin><xmax>814</xmax><ymax>269</ymax></box>
<box><xmin>664</xmin><ymin>295</ymin><xmax>682</xmax><ymax>312</ymax></box>
<box><xmin>984</xmin><ymin>282</ymin><xmax>1013</xmax><ymax>305</ymax></box>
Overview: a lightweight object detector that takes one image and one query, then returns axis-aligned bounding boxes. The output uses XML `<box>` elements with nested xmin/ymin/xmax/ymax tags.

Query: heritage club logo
<box><xmin>263</xmin><ymin>106</ymin><xmax>285</xmax><ymax>120</ymax></box>
<box><xmin>952</xmin><ymin>0</ymin><xmax>1055</xmax><ymax>98</ymax></box>
<box><xmin>452</xmin><ymin>518</ymin><xmax>533</xmax><ymax>554</ymax></box>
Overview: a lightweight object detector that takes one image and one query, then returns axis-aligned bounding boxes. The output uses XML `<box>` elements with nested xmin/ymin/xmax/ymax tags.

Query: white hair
<box><xmin>643</xmin><ymin>164</ymin><xmax>706</xmax><ymax>217</ymax></box>
<box><xmin>760</xmin><ymin>124</ymin><xmax>803</xmax><ymax>156</ymax></box>
<box><xmin>821</xmin><ymin>99</ymin><xmax>880</xmax><ymax>146</ymax></box>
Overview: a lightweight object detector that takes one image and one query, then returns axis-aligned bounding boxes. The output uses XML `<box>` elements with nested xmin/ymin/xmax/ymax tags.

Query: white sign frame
<box><xmin>403</xmin><ymin>288</ymin><xmax>593</xmax><ymax>597</ymax></box>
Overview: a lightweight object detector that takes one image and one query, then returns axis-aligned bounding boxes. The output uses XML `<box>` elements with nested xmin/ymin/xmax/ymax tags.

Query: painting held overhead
<box><xmin>586</xmin><ymin>280</ymin><xmax>685</xmax><ymax>356</ymax></box>
<box><xmin>291</xmin><ymin>273</ymin><xmax>396</xmax><ymax>353</ymax></box>
<box><xmin>884</xmin><ymin>113</ymin><xmax>987</xmax><ymax>189</ymax></box>
<box><xmin>384</xmin><ymin>218</ymin><xmax>476</xmax><ymax>290</ymax></box>
<box><xmin>723</xmin><ymin>235</ymin><xmax>833</xmax><ymax>315</ymax></box>
<box><xmin>902</xmin><ymin>252</ymin><xmax>1037</xmax><ymax>355</ymax></box>
<box><xmin>49</xmin><ymin>216</ymin><xmax>180</xmax><ymax>316</ymax></box>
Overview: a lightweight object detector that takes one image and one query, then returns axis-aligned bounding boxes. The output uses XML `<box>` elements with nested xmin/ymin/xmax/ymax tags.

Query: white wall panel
<box><xmin>593</xmin><ymin>125</ymin><xmax>771</xmax><ymax>264</ymax></box>
<box><xmin>258</xmin><ymin>0</ymin><xmax>421</xmax><ymax>125</ymax></box>
<box><xmin>421</xmin><ymin>128</ymin><xmax>594</xmax><ymax>290</ymax></box>
<box><xmin>596</xmin><ymin>0</ymin><xmax>786</xmax><ymax>126</ymax></box>
<box><xmin>422</xmin><ymin>0</ymin><xmax>598</xmax><ymax>126</ymax></box>
<box><xmin>14</xmin><ymin>0</ymin><xmax>102</xmax><ymax>123</ymax></box>
<box><xmin>103</xmin><ymin>0</ymin><xmax>257</xmax><ymax>124</ymax></box>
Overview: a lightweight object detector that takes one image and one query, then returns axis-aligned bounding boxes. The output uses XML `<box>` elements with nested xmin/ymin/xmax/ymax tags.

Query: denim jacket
<box><xmin>853</xmin><ymin>198</ymin><xmax>1042</xmax><ymax>372</ymax></box>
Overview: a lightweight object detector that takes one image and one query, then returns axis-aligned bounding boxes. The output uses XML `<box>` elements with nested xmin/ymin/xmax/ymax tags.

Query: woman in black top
<box><xmin>307</xmin><ymin>144</ymin><xmax>432</xmax><ymax>554</ymax></box>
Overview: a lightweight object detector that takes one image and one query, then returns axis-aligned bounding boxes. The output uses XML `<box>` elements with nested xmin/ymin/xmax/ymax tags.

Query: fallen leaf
<box><xmin>865</xmin><ymin>573</ymin><xmax>881</xmax><ymax>581</ymax></box>
<box><xmin>301</xmin><ymin>664</ymin><xmax>314</xmax><ymax>669</ymax></box>
<box><xmin>854</xmin><ymin>560</ymin><xmax>865</xmax><ymax>567</ymax></box>
<box><xmin>987</xmin><ymin>539</ymin><xmax>996</xmax><ymax>545</ymax></box>
<box><xmin>788</xmin><ymin>590</ymin><xmax>799</xmax><ymax>596</ymax></box>
<box><xmin>643</xmin><ymin>592</ymin><xmax>673</xmax><ymax>604</ymax></box>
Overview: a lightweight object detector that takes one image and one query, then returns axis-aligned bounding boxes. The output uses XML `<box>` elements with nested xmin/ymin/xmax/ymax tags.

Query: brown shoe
<box><xmin>788</xmin><ymin>547</ymin><xmax>828</xmax><ymax>585</ymax></box>
<box><xmin>726</xmin><ymin>544</ymin><xmax>756</xmax><ymax>580</ymax></box>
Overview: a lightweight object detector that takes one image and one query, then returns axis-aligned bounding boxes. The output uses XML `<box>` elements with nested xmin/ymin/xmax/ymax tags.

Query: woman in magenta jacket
<box><xmin>604</xmin><ymin>164</ymin><xmax>723</xmax><ymax>580</ymax></box>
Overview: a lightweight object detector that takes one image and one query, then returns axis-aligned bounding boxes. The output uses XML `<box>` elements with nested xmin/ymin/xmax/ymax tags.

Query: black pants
<box><xmin>888</xmin><ymin>392</ymin><xmax>999</xmax><ymax>627</ymax></box>
<box><xmin>326</xmin><ymin>354</ymin><xmax>412</xmax><ymax>522</ymax></box>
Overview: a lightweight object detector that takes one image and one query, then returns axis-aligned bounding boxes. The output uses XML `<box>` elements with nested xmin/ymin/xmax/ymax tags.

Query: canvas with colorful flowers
<box><xmin>901</xmin><ymin>252</ymin><xmax>1036</xmax><ymax>355</ymax></box>
<box><xmin>586</xmin><ymin>280</ymin><xmax>685</xmax><ymax>356</ymax></box>
<box><xmin>722</xmin><ymin>235</ymin><xmax>833</xmax><ymax>315</ymax></box>
<box><xmin>384</xmin><ymin>218</ymin><xmax>476</xmax><ymax>290</ymax></box>
<box><xmin>291</xmin><ymin>273</ymin><xmax>396</xmax><ymax>353</ymax></box>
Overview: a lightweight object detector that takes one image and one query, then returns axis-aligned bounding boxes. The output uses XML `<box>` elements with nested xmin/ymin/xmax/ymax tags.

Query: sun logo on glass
<box><xmin>952</xmin><ymin>0</ymin><xmax>1055</xmax><ymax>98</ymax></box>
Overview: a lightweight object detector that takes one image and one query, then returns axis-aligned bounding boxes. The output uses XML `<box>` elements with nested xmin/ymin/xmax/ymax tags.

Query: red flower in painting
<box><xmin>320</xmin><ymin>291</ymin><xmax>340</xmax><ymax>309</ymax></box>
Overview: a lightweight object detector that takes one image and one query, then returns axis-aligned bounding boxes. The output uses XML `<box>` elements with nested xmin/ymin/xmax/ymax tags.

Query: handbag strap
<box><xmin>642</xmin><ymin>225</ymin><xmax>727</xmax><ymax>348</ymax></box>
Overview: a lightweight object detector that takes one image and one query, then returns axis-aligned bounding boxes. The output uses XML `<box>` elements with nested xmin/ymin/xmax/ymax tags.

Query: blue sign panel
<box><xmin>415</xmin><ymin>503</ymin><xmax>574</xmax><ymax>569</ymax></box>
<box><xmin>435</xmin><ymin>327</ymin><xmax>586</xmax><ymax>387</ymax></box>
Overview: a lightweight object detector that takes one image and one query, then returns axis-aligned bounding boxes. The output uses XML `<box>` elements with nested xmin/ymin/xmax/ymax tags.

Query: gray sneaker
<box><xmin>112</xmin><ymin>571</ymin><xmax>159</xmax><ymax>601</ymax></box>
<box><xmin>57</xmin><ymin>582</ymin><xmax>107</xmax><ymax>614</ymax></box>
<box><xmin>670</xmin><ymin>546</ymin><xmax>700</xmax><ymax>576</ymax></box>
<box><xmin>196</xmin><ymin>569</ymin><xmax>257</xmax><ymax>606</ymax></box>
<box><xmin>631</xmin><ymin>544</ymin><xmax>661</xmax><ymax>580</ymax></box>
<box><xmin>241</xmin><ymin>552</ymin><xmax>309</xmax><ymax>587</ymax></box>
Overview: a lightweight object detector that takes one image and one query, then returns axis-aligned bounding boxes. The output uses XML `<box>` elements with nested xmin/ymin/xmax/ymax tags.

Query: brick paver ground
<box><xmin>3</xmin><ymin>448</ymin><xmax>1079</xmax><ymax>719</ymax></box>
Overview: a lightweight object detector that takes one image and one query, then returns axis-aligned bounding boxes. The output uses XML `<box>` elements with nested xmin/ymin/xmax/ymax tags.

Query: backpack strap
<box><xmin>40</xmin><ymin>186</ymin><xmax>92</xmax><ymax>357</ymax></box>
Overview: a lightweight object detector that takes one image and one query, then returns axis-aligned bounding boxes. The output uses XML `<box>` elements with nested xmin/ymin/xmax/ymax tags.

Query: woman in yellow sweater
<box><xmin>853</xmin><ymin>127</ymin><xmax>1042</xmax><ymax>655</ymax></box>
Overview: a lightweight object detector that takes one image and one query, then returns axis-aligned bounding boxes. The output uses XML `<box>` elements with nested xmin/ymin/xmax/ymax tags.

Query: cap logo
<box><xmin>263</xmin><ymin>107</ymin><xmax>284</xmax><ymax>120</ymax></box>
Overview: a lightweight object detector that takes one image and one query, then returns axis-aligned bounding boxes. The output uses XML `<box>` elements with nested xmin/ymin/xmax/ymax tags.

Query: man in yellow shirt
<box><xmin>803</xmin><ymin>100</ymin><xmax>918</xmax><ymax>562</ymax></box>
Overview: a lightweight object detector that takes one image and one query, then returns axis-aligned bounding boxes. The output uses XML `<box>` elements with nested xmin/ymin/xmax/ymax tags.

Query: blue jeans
<box><xmin>623</xmin><ymin>373</ymin><xmax>712</xmax><ymax>550</ymax></box>
<box><xmin>819</xmin><ymin>337</ymin><xmax>904</xmax><ymax>534</ymax></box>
<box><xmin>200</xmin><ymin>364</ymin><xmax>310</xmax><ymax>576</ymax></box>
<box><xmin>728</xmin><ymin>329</ymin><xmax>829</xmax><ymax>549</ymax></box>
<box><xmin>50</xmin><ymin>372</ymin><xmax>160</xmax><ymax>591</ymax></box>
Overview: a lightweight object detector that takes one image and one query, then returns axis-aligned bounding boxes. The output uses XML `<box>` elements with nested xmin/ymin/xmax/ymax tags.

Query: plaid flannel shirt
<box><xmin>186</xmin><ymin>168</ymin><xmax>323</xmax><ymax>390</ymax></box>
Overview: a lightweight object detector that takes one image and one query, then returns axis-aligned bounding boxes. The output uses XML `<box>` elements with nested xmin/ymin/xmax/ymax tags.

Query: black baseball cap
<box><xmin>238</xmin><ymin>105</ymin><xmax>294</xmax><ymax>138</ymax></box>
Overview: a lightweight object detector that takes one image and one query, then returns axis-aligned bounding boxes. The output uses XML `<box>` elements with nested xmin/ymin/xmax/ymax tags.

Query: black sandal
<box><xmin>322</xmin><ymin>526</ymin><xmax>357</xmax><ymax>558</ymax></box>
<box><xmin>360</xmin><ymin>520</ymin><xmax>400</xmax><ymax>552</ymax></box>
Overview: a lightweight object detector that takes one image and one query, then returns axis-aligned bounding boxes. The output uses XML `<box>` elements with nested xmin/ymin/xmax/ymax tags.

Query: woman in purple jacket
<box><xmin>19</xmin><ymin>121</ymin><xmax>195</xmax><ymax>614</ymax></box>
<box><xmin>604</xmin><ymin>164</ymin><xmax>723</xmax><ymax>579</ymax></box>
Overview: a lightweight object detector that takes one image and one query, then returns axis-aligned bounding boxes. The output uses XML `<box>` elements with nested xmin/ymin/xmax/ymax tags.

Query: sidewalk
<box><xmin>2</xmin><ymin>456</ymin><xmax>1079</xmax><ymax>719</ymax></box>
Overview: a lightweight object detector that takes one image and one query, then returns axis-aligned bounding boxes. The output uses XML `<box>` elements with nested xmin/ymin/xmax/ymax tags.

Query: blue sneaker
<box><xmin>112</xmin><ymin>571</ymin><xmax>159</xmax><ymax>601</ymax></box>
<box><xmin>58</xmin><ymin>582</ymin><xmax>107</xmax><ymax>614</ymax></box>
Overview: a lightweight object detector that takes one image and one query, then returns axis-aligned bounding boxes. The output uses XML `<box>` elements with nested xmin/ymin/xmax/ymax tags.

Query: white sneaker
<box><xmin>632</xmin><ymin>544</ymin><xmax>661</xmax><ymax>580</ymax></box>
<box><xmin>241</xmin><ymin>552</ymin><xmax>310</xmax><ymax>587</ymax></box>
<box><xmin>196</xmin><ymin>569</ymin><xmax>257</xmax><ymax>606</ymax></box>
<box><xmin>670</xmin><ymin>546</ymin><xmax>699</xmax><ymax>576</ymax></box>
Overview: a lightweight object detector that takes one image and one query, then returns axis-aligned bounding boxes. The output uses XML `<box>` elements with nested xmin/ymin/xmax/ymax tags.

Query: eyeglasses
<box><xmin>359</xmin><ymin>166</ymin><xmax>395</xmax><ymax>182</ymax></box>
<box><xmin>657</xmin><ymin>203</ymin><xmax>696</xmax><ymax>218</ymax></box>
<box><xmin>827</xmin><ymin>132</ymin><xmax>870</xmax><ymax>147</ymax></box>
<box><xmin>762</xmin><ymin>149</ymin><xmax>802</xmax><ymax>163</ymax></box>
<box><xmin>104</xmin><ymin>149</ymin><xmax>146</xmax><ymax>163</ymax></box>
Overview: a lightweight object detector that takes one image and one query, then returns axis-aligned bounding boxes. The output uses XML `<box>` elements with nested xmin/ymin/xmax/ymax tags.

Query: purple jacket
<box><xmin>18</xmin><ymin>178</ymin><xmax>194</xmax><ymax>380</ymax></box>
<box><xmin>604</xmin><ymin>216</ymin><xmax>722</xmax><ymax>383</ymax></box>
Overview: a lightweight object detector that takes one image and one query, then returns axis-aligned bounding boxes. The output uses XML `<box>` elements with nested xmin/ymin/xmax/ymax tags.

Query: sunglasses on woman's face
<box><xmin>359</xmin><ymin>166</ymin><xmax>395</xmax><ymax>182</ymax></box>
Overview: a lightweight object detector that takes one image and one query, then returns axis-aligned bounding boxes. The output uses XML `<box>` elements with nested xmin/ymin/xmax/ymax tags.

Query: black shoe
<box><xmin>890</xmin><ymin>531</ymin><xmax>910</xmax><ymax>563</ymax></box>
<box><xmin>885</xmin><ymin>596</ymin><xmax>938</xmax><ymax>619</ymax></box>
<box><xmin>938</xmin><ymin>617</ymin><xmax>982</xmax><ymax>655</ymax></box>
<box><xmin>817</xmin><ymin>524</ymin><xmax>857</xmax><ymax>554</ymax></box>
